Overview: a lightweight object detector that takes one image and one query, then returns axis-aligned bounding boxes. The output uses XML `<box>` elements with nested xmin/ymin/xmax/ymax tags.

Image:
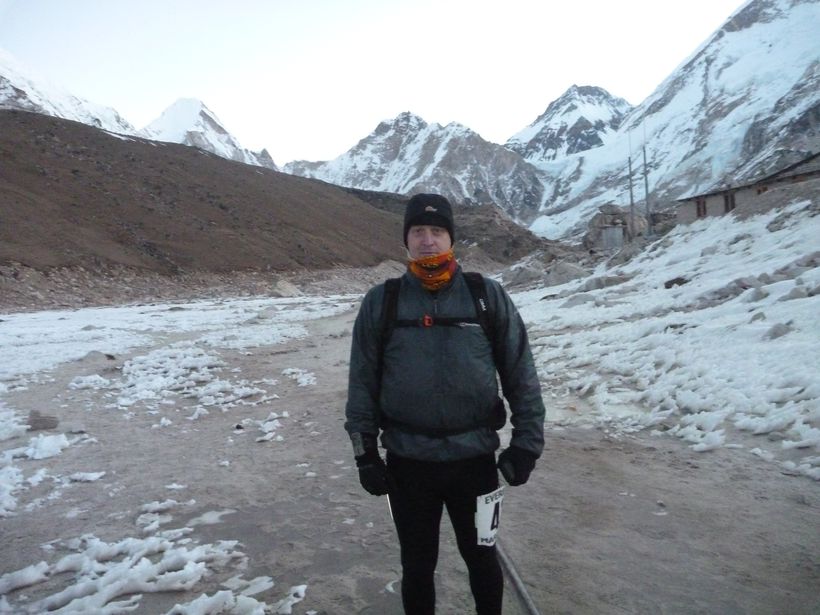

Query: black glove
<box><xmin>497</xmin><ymin>446</ymin><xmax>537</xmax><ymax>486</ymax></box>
<box><xmin>352</xmin><ymin>433</ymin><xmax>389</xmax><ymax>496</ymax></box>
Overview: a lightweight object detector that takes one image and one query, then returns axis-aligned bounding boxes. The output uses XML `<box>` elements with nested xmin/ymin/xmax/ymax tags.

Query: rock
<box><xmin>778</xmin><ymin>286</ymin><xmax>809</xmax><ymax>302</ymax></box>
<box><xmin>503</xmin><ymin>264</ymin><xmax>548</xmax><ymax>288</ymax></box>
<box><xmin>744</xmin><ymin>288</ymin><xmax>769</xmax><ymax>303</ymax></box>
<box><xmin>506</xmin><ymin>261</ymin><xmax>590</xmax><ymax>289</ymax></box>
<box><xmin>27</xmin><ymin>410</ymin><xmax>59</xmax><ymax>431</ymax></box>
<box><xmin>560</xmin><ymin>293</ymin><xmax>596</xmax><ymax>308</ymax></box>
<box><xmin>543</xmin><ymin>262</ymin><xmax>590</xmax><ymax>287</ymax></box>
<box><xmin>272</xmin><ymin>279</ymin><xmax>302</xmax><ymax>297</ymax></box>
<box><xmin>762</xmin><ymin>322</ymin><xmax>793</xmax><ymax>340</ymax></box>
<box><xmin>664</xmin><ymin>276</ymin><xmax>689</xmax><ymax>289</ymax></box>
<box><xmin>578</xmin><ymin>274</ymin><xmax>632</xmax><ymax>292</ymax></box>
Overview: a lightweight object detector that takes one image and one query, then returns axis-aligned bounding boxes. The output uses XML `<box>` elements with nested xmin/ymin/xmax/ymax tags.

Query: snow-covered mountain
<box><xmin>0</xmin><ymin>50</ymin><xmax>276</xmax><ymax>171</ymax></box>
<box><xmin>285</xmin><ymin>112</ymin><xmax>546</xmax><ymax>220</ymax></box>
<box><xmin>139</xmin><ymin>98</ymin><xmax>277</xmax><ymax>170</ymax></box>
<box><xmin>2</xmin><ymin>0</ymin><xmax>817</xmax><ymax>239</ymax></box>
<box><xmin>506</xmin><ymin>85</ymin><xmax>632</xmax><ymax>163</ymax></box>
<box><xmin>529</xmin><ymin>0</ymin><xmax>820</xmax><ymax>238</ymax></box>
<box><xmin>286</xmin><ymin>0</ymin><xmax>819</xmax><ymax>239</ymax></box>
<box><xmin>0</xmin><ymin>48</ymin><xmax>135</xmax><ymax>134</ymax></box>
<box><xmin>284</xmin><ymin>86</ymin><xmax>632</xmax><ymax>226</ymax></box>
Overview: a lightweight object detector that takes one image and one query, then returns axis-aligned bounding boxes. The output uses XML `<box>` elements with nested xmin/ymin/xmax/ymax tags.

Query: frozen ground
<box><xmin>0</xmin><ymin>200</ymin><xmax>818</xmax><ymax>613</ymax></box>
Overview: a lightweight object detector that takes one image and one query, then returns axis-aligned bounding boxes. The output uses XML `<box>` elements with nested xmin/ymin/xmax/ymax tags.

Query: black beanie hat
<box><xmin>403</xmin><ymin>193</ymin><xmax>454</xmax><ymax>247</ymax></box>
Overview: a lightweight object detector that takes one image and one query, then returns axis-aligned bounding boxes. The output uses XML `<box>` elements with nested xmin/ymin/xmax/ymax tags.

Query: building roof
<box><xmin>677</xmin><ymin>151</ymin><xmax>820</xmax><ymax>202</ymax></box>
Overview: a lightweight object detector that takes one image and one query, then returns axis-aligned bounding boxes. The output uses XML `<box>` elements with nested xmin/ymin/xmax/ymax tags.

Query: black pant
<box><xmin>386</xmin><ymin>453</ymin><xmax>503</xmax><ymax>615</ymax></box>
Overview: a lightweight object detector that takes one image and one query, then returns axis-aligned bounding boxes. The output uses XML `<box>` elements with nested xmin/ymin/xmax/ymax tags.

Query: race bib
<box><xmin>475</xmin><ymin>486</ymin><xmax>504</xmax><ymax>546</ymax></box>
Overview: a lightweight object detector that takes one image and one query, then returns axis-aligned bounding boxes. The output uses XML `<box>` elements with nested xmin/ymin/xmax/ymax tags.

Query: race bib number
<box><xmin>475</xmin><ymin>486</ymin><xmax>504</xmax><ymax>546</ymax></box>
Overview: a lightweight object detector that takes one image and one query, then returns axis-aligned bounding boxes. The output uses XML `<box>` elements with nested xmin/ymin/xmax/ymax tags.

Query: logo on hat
<box><xmin>424</xmin><ymin>206</ymin><xmax>438</xmax><ymax>212</ymax></box>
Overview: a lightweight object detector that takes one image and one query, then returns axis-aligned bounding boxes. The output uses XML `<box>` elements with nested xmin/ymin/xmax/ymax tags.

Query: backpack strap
<box><xmin>462</xmin><ymin>271</ymin><xmax>494</xmax><ymax>344</ymax></box>
<box><xmin>377</xmin><ymin>277</ymin><xmax>402</xmax><ymax>382</ymax></box>
<box><xmin>381</xmin><ymin>278</ymin><xmax>402</xmax><ymax>340</ymax></box>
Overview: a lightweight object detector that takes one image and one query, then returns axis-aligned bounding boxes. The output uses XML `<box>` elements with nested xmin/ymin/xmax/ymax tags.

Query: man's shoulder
<box><xmin>372</xmin><ymin>272</ymin><xmax>408</xmax><ymax>290</ymax></box>
<box><xmin>461</xmin><ymin>271</ymin><xmax>505</xmax><ymax>295</ymax></box>
<box><xmin>360</xmin><ymin>281</ymin><xmax>387</xmax><ymax>310</ymax></box>
<box><xmin>364</xmin><ymin>274</ymin><xmax>409</xmax><ymax>304</ymax></box>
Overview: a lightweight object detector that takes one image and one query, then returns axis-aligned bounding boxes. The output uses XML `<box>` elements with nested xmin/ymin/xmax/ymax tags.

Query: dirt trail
<box><xmin>1</xmin><ymin>306</ymin><xmax>818</xmax><ymax>614</ymax></box>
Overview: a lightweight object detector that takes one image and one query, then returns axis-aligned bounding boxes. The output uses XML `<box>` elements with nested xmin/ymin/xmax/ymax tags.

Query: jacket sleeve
<box><xmin>344</xmin><ymin>284</ymin><xmax>385</xmax><ymax>437</ymax></box>
<box><xmin>487</xmin><ymin>279</ymin><xmax>546</xmax><ymax>457</ymax></box>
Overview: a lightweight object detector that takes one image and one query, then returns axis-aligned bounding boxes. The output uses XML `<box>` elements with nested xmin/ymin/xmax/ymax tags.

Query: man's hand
<box><xmin>357</xmin><ymin>454</ymin><xmax>389</xmax><ymax>496</ymax></box>
<box><xmin>352</xmin><ymin>433</ymin><xmax>389</xmax><ymax>496</ymax></box>
<box><xmin>497</xmin><ymin>446</ymin><xmax>537</xmax><ymax>486</ymax></box>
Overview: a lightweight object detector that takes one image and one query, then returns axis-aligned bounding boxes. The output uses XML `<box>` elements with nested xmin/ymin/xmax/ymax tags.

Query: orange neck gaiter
<box><xmin>408</xmin><ymin>248</ymin><xmax>457</xmax><ymax>291</ymax></box>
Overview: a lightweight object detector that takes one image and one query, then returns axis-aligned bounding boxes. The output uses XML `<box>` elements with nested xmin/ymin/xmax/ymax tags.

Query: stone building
<box><xmin>676</xmin><ymin>152</ymin><xmax>820</xmax><ymax>224</ymax></box>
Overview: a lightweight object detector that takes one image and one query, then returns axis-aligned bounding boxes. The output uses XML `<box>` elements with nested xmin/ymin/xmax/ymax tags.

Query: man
<box><xmin>345</xmin><ymin>193</ymin><xmax>545</xmax><ymax>614</ymax></box>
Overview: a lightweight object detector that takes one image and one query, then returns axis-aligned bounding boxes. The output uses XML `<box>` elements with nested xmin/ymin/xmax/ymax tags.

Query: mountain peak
<box><xmin>0</xmin><ymin>50</ymin><xmax>277</xmax><ymax>171</ymax></box>
<box><xmin>377</xmin><ymin>111</ymin><xmax>427</xmax><ymax>133</ymax></box>
<box><xmin>141</xmin><ymin>98</ymin><xmax>225</xmax><ymax>142</ymax></box>
<box><xmin>140</xmin><ymin>99</ymin><xmax>276</xmax><ymax>170</ymax></box>
<box><xmin>166</xmin><ymin>97</ymin><xmax>209</xmax><ymax>116</ymax></box>
<box><xmin>561</xmin><ymin>84</ymin><xmax>614</xmax><ymax>99</ymax></box>
<box><xmin>506</xmin><ymin>84</ymin><xmax>632</xmax><ymax>163</ymax></box>
<box><xmin>284</xmin><ymin>111</ymin><xmax>545</xmax><ymax>216</ymax></box>
<box><xmin>553</xmin><ymin>84</ymin><xmax>630</xmax><ymax>108</ymax></box>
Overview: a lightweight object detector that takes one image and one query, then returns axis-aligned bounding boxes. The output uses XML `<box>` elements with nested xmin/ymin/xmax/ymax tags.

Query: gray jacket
<box><xmin>345</xmin><ymin>267</ymin><xmax>545</xmax><ymax>462</ymax></box>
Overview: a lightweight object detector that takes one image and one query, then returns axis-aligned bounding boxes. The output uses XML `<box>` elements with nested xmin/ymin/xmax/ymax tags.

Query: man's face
<box><xmin>406</xmin><ymin>225</ymin><xmax>452</xmax><ymax>259</ymax></box>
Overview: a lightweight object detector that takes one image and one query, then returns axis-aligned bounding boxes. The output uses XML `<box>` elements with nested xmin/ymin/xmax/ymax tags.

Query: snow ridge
<box><xmin>140</xmin><ymin>98</ymin><xmax>278</xmax><ymax>170</ymax></box>
<box><xmin>0</xmin><ymin>48</ymin><xmax>134</xmax><ymax>134</ymax></box>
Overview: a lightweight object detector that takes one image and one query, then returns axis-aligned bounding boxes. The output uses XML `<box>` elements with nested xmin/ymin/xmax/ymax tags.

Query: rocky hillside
<box><xmin>0</xmin><ymin>109</ymin><xmax>570</xmax><ymax>309</ymax></box>
<box><xmin>0</xmin><ymin>109</ymin><xmax>405</xmax><ymax>273</ymax></box>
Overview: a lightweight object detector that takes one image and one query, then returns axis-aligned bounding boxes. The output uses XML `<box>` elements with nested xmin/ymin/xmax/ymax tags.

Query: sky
<box><xmin>0</xmin><ymin>197</ymin><xmax>818</xmax><ymax>611</ymax></box>
<box><xmin>0</xmin><ymin>0</ymin><xmax>748</xmax><ymax>164</ymax></box>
